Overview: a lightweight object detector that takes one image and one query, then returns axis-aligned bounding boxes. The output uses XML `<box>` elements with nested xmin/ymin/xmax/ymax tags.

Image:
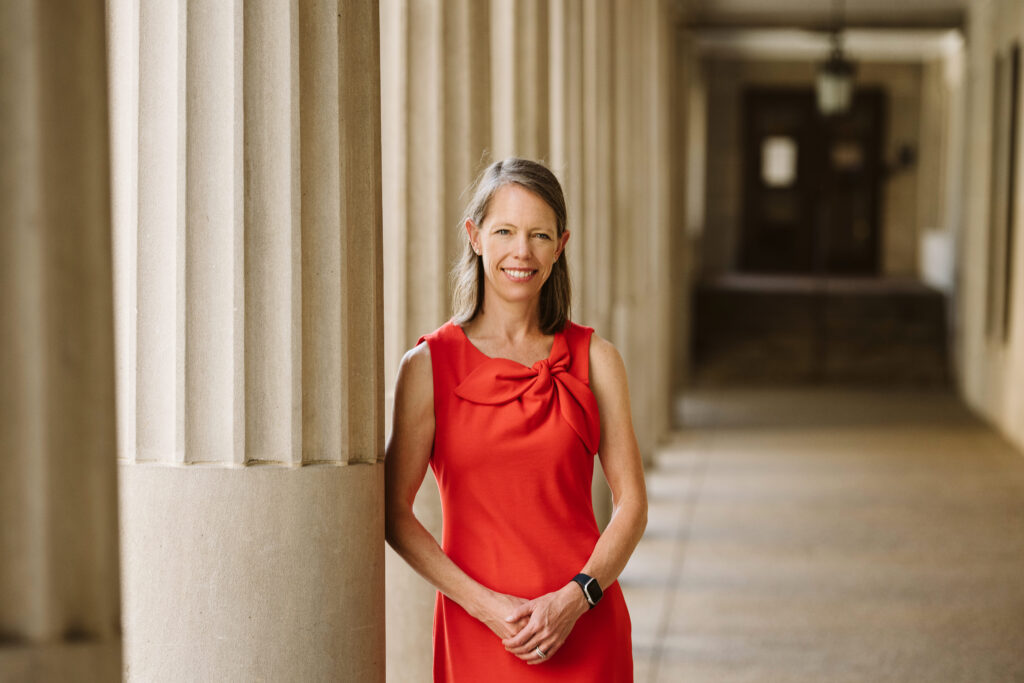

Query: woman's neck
<box><xmin>466</xmin><ymin>296</ymin><xmax>544</xmax><ymax>343</ymax></box>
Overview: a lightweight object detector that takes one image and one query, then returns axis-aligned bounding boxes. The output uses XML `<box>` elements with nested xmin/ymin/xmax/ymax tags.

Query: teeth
<box><xmin>505</xmin><ymin>269</ymin><xmax>534</xmax><ymax>279</ymax></box>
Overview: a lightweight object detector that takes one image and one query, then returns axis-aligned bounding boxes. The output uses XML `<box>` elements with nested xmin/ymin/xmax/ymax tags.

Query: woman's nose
<box><xmin>514</xmin><ymin>233</ymin><xmax>530</xmax><ymax>257</ymax></box>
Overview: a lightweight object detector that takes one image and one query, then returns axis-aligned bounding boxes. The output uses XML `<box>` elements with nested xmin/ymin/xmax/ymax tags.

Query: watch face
<box><xmin>574</xmin><ymin>574</ymin><xmax>602</xmax><ymax>606</ymax></box>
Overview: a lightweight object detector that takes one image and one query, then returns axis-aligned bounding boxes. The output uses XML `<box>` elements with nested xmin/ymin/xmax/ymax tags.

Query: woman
<box><xmin>385</xmin><ymin>158</ymin><xmax>647</xmax><ymax>681</ymax></box>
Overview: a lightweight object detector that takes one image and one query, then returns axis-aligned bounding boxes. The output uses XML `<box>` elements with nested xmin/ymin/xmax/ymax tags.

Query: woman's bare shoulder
<box><xmin>588</xmin><ymin>332</ymin><xmax>626</xmax><ymax>376</ymax></box>
<box><xmin>398</xmin><ymin>340</ymin><xmax>433</xmax><ymax>387</ymax></box>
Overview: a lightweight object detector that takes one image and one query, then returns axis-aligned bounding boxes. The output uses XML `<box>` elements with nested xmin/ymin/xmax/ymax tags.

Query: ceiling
<box><xmin>684</xmin><ymin>0</ymin><xmax>967</xmax><ymax>29</ymax></box>
<box><xmin>695</xmin><ymin>28</ymin><xmax>964</xmax><ymax>62</ymax></box>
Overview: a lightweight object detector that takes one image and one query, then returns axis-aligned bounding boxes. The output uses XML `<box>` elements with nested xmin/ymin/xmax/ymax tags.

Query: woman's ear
<box><xmin>557</xmin><ymin>229</ymin><xmax>571</xmax><ymax>259</ymax></box>
<box><xmin>465</xmin><ymin>218</ymin><xmax>480</xmax><ymax>254</ymax></box>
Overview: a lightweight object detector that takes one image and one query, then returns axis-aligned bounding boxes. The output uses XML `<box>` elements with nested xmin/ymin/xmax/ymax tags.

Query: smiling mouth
<box><xmin>502</xmin><ymin>268</ymin><xmax>538</xmax><ymax>282</ymax></box>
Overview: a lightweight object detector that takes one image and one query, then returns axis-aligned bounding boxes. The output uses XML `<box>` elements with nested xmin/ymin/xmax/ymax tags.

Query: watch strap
<box><xmin>571</xmin><ymin>573</ymin><xmax>603</xmax><ymax>609</ymax></box>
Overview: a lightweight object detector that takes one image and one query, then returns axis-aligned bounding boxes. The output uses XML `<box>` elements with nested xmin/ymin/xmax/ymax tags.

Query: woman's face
<box><xmin>467</xmin><ymin>183</ymin><xmax>569</xmax><ymax>308</ymax></box>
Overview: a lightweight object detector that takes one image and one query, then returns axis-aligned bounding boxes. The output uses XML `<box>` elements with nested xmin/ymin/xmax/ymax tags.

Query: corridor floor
<box><xmin>620</xmin><ymin>388</ymin><xmax>1024</xmax><ymax>682</ymax></box>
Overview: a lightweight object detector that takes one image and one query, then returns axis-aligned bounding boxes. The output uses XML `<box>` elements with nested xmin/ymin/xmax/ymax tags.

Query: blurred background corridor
<box><xmin>624</xmin><ymin>388</ymin><xmax>1024</xmax><ymax>681</ymax></box>
<box><xmin>5</xmin><ymin>0</ymin><xmax>1024</xmax><ymax>681</ymax></box>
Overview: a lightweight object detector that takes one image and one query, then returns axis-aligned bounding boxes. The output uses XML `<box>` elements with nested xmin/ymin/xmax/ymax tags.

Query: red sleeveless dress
<box><xmin>419</xmin><ymin>320</ymin><xmax>633</xmax><ymax>682</ymax></box>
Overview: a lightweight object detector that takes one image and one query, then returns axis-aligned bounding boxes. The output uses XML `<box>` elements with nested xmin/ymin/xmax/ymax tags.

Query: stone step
<box><xmin>692</xmin><ymin>275</ymin><xmax>950</xmax><ymax>386</ymax></box>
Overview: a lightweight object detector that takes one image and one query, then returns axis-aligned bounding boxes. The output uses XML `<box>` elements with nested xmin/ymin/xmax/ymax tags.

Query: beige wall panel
<box><xmin>959</xmin><ymin>0</ymin><xmax>994</xmax><ymax>412</ymax></box>
<box><xmin>879</xmin><ymin>64</ymin><xmax>923</xmax><ymax>275</ymax></box>
<box><xmin>184</xmin><ymin>0</ymin><xmax>245</xmax><ymax>465</ymax></box>
<box><xmin>956</xmin><ymin>0</ymin><xmax>1024</xmax><ymax>454</ymax></box>
<box><xmin>960</xmin><ymin>0</ymin><xmax>1012</xmax><ymax>438</ymax></box>
<box><xmin>918</xmin><ymin>60</ymin><xmax>947</xmax><ymax>234</ymax></box>
<box><xmin>0</xmin><ymin>0</ymin><xmax>122</xmax><ymax>675</ymax></box>
<box><xmin>975</xmin><ymin>0</ymin><xmax>1024</xmax><ymax>451</ymax></box>
<box><xmin>137</xmin><ymin>0</ymin><xmax>186</xmax><ymax>464</ymax></box>
<box><xmin>1004</xmin><ymin>0</ymin><xmax>1024</xmax><ymax>448</ymax></box>
<box><xmin>244</xmin><ymin>0</ymin><xmax>302</xmax><ymax>465</ymax></box>
<box><xmin>120</xmin><ymin>465</ymin><xmax>384</xmax><ymax>682</ymax></box>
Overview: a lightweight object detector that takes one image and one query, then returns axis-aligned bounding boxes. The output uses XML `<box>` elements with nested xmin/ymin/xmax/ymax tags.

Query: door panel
<box><xmin>740</xmin><ymin>88</ymin><xmax>885</xmax><ymax>275</ymax></box>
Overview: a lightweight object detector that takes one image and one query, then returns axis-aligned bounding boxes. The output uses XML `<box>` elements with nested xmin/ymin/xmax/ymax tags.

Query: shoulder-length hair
<box><xmin>451</xmin><ymin>157</ymin><xmax>571</xmax><ymax>334</ymax></box>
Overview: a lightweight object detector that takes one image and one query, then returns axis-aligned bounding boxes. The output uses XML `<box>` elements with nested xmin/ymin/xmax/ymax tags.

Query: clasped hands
<box><xmin>476</xmin><ymin>583</ymin><xmax>590</xmax><ymax>665</ymax></box>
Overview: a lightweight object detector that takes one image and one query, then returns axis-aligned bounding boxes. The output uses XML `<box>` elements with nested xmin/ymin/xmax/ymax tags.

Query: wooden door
<box><xmin>740</xmin><ymin>88</ymin><xmax>885</xmax><ymax>274</ymax></box>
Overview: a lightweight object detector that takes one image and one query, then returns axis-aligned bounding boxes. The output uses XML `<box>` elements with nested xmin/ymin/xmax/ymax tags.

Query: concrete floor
<box><xmin>621</xmin><ymin>388</ymin><xmax>1024</xmax><ymax>683</ymax></box>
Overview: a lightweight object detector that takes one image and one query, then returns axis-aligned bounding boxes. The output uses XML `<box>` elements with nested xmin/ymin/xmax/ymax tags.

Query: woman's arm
<box><xmin>502</xmin><ymin>333</ymin><xmax>648</xmax><ymax>664</ymax></box>
<box><xmin>385</xmin><ymin>343</ymin><xmax>529</xmax><ymax>640</ymax></box>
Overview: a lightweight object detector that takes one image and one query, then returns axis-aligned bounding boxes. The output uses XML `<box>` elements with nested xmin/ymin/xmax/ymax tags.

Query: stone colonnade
<box><xmin>2</xmin><ymin>0</ymin><xmax>684</xmax><ymax>679</ymax></box>
<box><xmin>107</xmin><ymin>1</ymin><xmax>385</xmax><ymax>680</ymax></box>
<box><xmin>380</xmin><ymin>0</ymin><xmax>682</xmax><ymax>680</ymax></box>
<box><xmin>0</xmin><ymin>2</ymin><xmax>122</xmax><ymax>680</ymax></box>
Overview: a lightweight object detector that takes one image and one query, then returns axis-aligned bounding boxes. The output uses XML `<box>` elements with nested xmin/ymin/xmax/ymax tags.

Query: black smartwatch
<box><xmin>572</xmin><ymin>573</ymin><xmax>603</xmax><ymax>609</ymax></box>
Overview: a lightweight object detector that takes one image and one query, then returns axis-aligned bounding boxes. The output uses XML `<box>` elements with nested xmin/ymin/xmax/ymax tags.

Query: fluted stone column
<box><xmin>578</xmin><ymin>8</ymin><xmax>618</xmax><ymax>522</ymax></box>
<box><xmin>549</xmin><ymin>0</ymin><xmax>584</xmax><ymax>315</ymax></box>
<box><xmin>611</xmin><ymin>0</ymin><xmax>650</xmax><ymax>466</ymax></box>
<box><xmin>490</xmin><ymin>0</ymin><xmax>550</xmax><ymax>160</ymax></box>
<box><xmin>0</xmin><ymin>2</ymin><xmax>122</xmax><ymax>680</ymax></box>
<box><xmin>108</xmin><ymin>1</ymin><xmax>385</xmax><ymax>680</ymax></box>
<box><xmin>643</xmin><ymin>0</ymin><xmax>678</xmax><ymax>446</ymax></box>
<box><xmin>607</xmin><ymin>0</ymin><xmax>678</xmax><ymax>467</ymax></box>
<box><xmin>380</xmin><ymin>0</ymin><xmax>492</xmax><ymax>679</ymax></box>
<box><xmin>552</xmin><ymin>0</ymin><xmax>606</xmax><ymax>528</ymax></box>
<box><xmin>580</xmin><ymin>1</ymin><xmax>615</xmax><ymax>348</ymax></box>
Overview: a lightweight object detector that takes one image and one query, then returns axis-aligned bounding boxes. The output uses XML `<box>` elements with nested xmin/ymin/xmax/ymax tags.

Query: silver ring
<box><xmin>535</xmin><ymin>646</ymin><xmax>548</xmax><ymax>659</ymax></box>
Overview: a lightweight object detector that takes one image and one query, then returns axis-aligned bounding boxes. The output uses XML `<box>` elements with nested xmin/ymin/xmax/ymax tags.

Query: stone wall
<box><xmin>959</xmin><ymin>0</ymin><xmax>1024</xmax><ymax>454</ymax></box>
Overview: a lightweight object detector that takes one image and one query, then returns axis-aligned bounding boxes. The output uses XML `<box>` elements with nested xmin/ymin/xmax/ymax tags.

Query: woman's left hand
<box><xmin>500</xmin><ymin>583</ymin><xmax>589</xmax><ymax>664</ymax></box>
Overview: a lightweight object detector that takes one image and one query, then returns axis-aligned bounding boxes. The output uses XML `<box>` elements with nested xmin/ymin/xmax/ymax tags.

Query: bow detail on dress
<box><xmin>455</xmin><ymin>333</ymin><xmax>600</xmax><ymax>454</ymax></box>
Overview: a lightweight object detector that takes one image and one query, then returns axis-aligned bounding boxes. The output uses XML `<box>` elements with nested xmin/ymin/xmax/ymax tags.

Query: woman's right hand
<box><xmin>472</xmin><ymin>590</ymin><xmax>530</xmax><ymax>640</ymax></box>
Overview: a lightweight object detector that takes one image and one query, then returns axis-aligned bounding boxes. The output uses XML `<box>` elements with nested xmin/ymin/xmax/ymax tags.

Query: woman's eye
<box><xmin>495</xmin><ymin>228</ymin><xmax>511</xmax><ymax>235</ymax></box>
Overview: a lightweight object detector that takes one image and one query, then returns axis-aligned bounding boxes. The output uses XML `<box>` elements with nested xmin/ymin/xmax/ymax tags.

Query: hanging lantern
<box><xmin>817</xmin><ymin>0</ymin><xmax>855</xmax><ymax>116</ymax></box>
<box><xmin>817</xmin><ymin>35</ymin><xmax>855</xmax><ymax>116</ymax></box>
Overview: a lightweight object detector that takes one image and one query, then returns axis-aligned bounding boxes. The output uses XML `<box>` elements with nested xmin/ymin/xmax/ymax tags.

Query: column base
<box><xmin>119</xmin><ymin>462</ymin><xmax>384</xmax><ymax>682</ymax></box>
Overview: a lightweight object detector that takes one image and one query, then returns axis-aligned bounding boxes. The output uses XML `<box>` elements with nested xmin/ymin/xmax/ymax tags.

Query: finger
<box><xmin>501</xmin><ymin>624</ymin><xmax>538</xmax><ymax>650</ymax></box>
<box><xmin>508</xmin><ymin>631</ymin><xmax>547</xmax><ymax>656</ymax></box>
<box><xmin>502</xmin><ymin>617</ymin><xmax>528</xmax><ymax>639</ymax></box>
<box><xmin>525</xmin><ymin>641</ymin><xmax>556</xmax><ymax>665</ymax></box>
<box><xmin>504</xmin><ymin>602</ymin><xmax>533</xmax><ymax>623</ymax></box>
